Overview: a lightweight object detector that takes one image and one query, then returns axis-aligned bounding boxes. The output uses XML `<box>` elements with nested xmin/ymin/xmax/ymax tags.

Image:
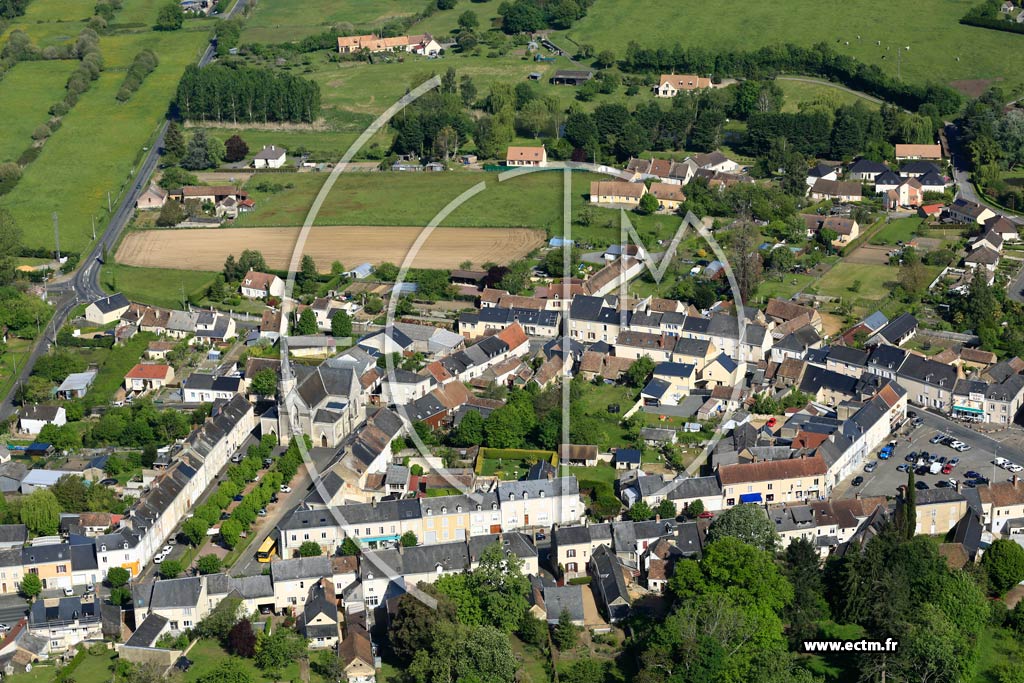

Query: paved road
<box><xmin>0</xmin><ymin>0</ymin><xmax>249</xmax><ymax>422</ymax></box>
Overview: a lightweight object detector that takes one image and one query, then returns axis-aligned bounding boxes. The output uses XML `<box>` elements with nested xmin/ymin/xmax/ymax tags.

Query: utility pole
<box><xmin>107</xmin><ymin>191</ymin><xmax>112</xmax><ymax>212</ymax></box>
<box><xmin>92</xmin><ymin>216</ymin><xmax>96</xmax><ymax>241</ymax></box>
<box><xmin>53</xmin><ymin>212</ymin><xmax>60</xmax><ymax>262</ymax></box>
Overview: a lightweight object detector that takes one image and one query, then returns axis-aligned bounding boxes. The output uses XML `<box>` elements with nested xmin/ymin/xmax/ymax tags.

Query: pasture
<box><xmin>101</xmin><ymin>263</ymin><xmax>216</xmax><ymax>309</ymax></box>
<box><xmin>558</xmin><ymin>0</ymin><xmax>1024</xmax><ymax>93</ymax></box>
<box><xmin>0</xmin><ymin>29</ymin><xmax>209</xmax><ymax>251</ymax></box>
<box><xmin>115</xmin><ymin>225</ymin><xmax>546</xmax><ymax>271</ymax></box>
<box><xmin>777</xmin><ymin>77</ymin><xmax>882</xmax><ymax>113</ymax></box>
<box><xmin>0</xmin><ymin>61</ymin><xmax>76</xmax><ymax>164</ymax></box>
<box><xmin>230</xmin><ymin>169</ymin><xmax>601</xmax><ymax>229</ymax></box>
<box><xmin>240</xmin><ymin>0</ymin><xmax>425</xmax><ymax>43</ymax></box>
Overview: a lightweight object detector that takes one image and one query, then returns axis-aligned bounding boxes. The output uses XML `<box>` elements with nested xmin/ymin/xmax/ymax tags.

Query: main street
<box><xmin>0</xmin><ymin>0</ymin><xmax>249</xmax><ymax>421</ymax></box>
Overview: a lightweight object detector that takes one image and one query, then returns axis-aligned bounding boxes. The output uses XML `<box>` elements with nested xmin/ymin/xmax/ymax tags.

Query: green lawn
<box><xmin>0</xmin><ymin>61</ymin><xmax>77</xmax><ymax>164</ymax></box>
<box><xmin>231</xmin><ymin>169</ymin><xmax>603</xmax><ymax>230</ymax></box>
<box><xmin>184</xmin><ymin>638</ymin><xmax>330</xmax><ymax>683</ymax></box>
<box><xmin>0</xmin><ymin>28</ymin><xmax>209</xmax><ymax>251</ymax></box>
<box><xmin>755</xmin><ymin>272</ymin><xmax>818</xmax><ymax>302</ymax></box>
<box><xmin>778</xmin><ymin>77</ymin><xmax>881</xmax><ymax>113</ymax></box>
<box><xmin>101</xmin><ymin>264</ymin><xmax>215</xmax><ymax>310</ymax></box>
<box><xmin>556</xmin><ymin>0</ymin><xmax>1024</xmax><ymax>93</ymax></box>
<box><xmin>191</xmin><ymin>126</ymin><xmax>366</xmax><ymax>164</ymax></box>
<box><xmin>815</xmin><ymin>262</ymin><xmax>900</xmax><ymax>301</ymax></box>
<box><xmin>975</xmin><ymin>625</ymin><xmax>1020</xmax><ymax>683</ymax></box>
<box><xmin>570</xmin><ymin>381</ymin><xmax>639</xmax><ymax>449</ymax></box>
<box><xmin>240</xmin><ymin>0</ymin><xmax>424</xmax><ymax>43</ymax></box>
<box><xmin>870</xmin><ymin>217</ymin><xmax>927</xmax><ymax>245</ymax></box>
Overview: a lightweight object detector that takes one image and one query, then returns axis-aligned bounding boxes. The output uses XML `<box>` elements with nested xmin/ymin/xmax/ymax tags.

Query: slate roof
<box><xmin>90</xmin><ymin>293</ymin><xmax>129</xmax><ymax>314</ymax></box>
<box><xmin>150</xmin><ymin>577</ymin><xmax>203</xmax><ymax>609</ymax></box>
<box><xmin>542</xmin><ymin>585</ymin><xmax>585</xmax><ymax>623</ymax></box>
<box><xmin>124</xmin><ymin>613</ymin><xmax>169</xmax><ymax>648</ymax></box>
<box><xmin>270</xmin><ymin>555</ymin><xmax>333</xmax><ymax>582</ymax></box>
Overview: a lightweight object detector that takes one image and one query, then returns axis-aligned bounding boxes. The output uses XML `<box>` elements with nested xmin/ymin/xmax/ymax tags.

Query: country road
<box><xmin>0</xmin><ymin>0</ymin><xmax>250</xmax><ymax>421</ymax></box>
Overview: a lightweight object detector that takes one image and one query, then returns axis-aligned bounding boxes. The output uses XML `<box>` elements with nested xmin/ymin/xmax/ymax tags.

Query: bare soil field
<box><xmin>116</xmin><ymin>226</ymin><xmax>545</xmax><ymax>272</ymax></box>
<box><xmin>844</xmin><ymin>244</ymin><xmax>892</xmax><ymax>265</ymax></box>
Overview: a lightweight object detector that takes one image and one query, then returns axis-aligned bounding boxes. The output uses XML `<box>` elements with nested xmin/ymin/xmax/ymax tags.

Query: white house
<box><xmin>240</xmin><ymin>271</ymin><xmax>285</xmax><ymax>299</ymax></box>
<box><xmin>253</xmin><ymin>145</ymin><xmax>287</xmax><ymax>169</ymax></box>
<box><xmin>18</xmin><ymin>405</ymin><xmax>67</xmax><ymax>434</ymax></box>
<box><xmin>85</xmin><ymin>293</ymin><xmax>130</xmax><ymax>325</ymax></box>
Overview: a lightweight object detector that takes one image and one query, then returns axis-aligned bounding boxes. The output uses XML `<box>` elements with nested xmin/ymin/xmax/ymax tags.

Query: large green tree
<box><xmin>983</xmin><ymin>539</ymin><xmax>1024</xmax><ymax>595</ymax></box>
<box><xmin>20</xmin><ymin>489</ymin><xmax>60</xmax><ymax>535</ymax></box>
<box><xmin>705</xmin><ymin>503</ymin><xmax>778</xmax><ymax>551</ymax></box>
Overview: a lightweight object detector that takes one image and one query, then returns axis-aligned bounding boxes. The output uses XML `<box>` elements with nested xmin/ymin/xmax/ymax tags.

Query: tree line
<box><xmin>619</xmin><ymin>41</ymin><xmax>962</xmax><ymax>115</ymax></box>
<box><xmin>957</xmin><ymin>87</ymin><xmax>1024</xmax><ymax>210</ymax></box>
<box><xmin>116</xmin><ymin>48</ymin><xmax>158</xmax><ymax>102</ymax></box>
<box><xmin>173</xmin><ymin>63</ymin><xmax>321</xmax><ymax>124</ymax></box>
<box><xmin>961</xmin><ymin>0</ymin><xmax>1024</xmax><ymax>35</ymax></box>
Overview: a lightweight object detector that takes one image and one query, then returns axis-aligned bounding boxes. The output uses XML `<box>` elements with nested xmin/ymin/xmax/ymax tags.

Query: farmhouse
<box><xmin>655</xmin><ymin>74</ymin><xmax>712</xmax><ymax>97</ymax></box>
<box><xmin>894</xmin><ymin>144</ymin><xmax>942</xmax><ymax>160</ymax></box>
<box><xmin>336</xmin><ymin>33</ymin><xmax>440</xmax><ymax>55</ymax></box>
<box><xmin>692</xmin><ymin>151</ymin><xmax>739</xmax><ymax>173</ymax></box>
<box><xmin>135</xmin><ymin>185</ymin><xmax>167</xmax><ymax>210</ymax></box>
<box><xmin>505</xmin><ymin>145</ymin><xmax>547</xmax><ymax>167</ymax></box>
<box><xmin>984</xmin><ymin>215</ymin><xmax>1020</xmax><ymax>241</ymax></box>
<box><xmin>647</xmin><ymin>182</ymin><xmax>686</xmax><ymax>211</ymax></box>
<box><xmin>168</xmin><ymin>186</ymin><xmax>247</xmax><ymax>204</ymax></box>
<box><xmin>822</xmin><ymin>216</ymin><xmax>860</xmax><ymax>246</ymax></box>
<box><xmin>253</xmin><ymin>145</ymin><xmax>286</xmax><ymax>169</ymax></box>
<box><xmin>589</xmin><ymin>181</ymin><xmax>645</xmax><ymax>207</ymax></box>
<box><xmin>805</xmin><ymin>163</ymin><xmax>839</xmax><ymax>187</ymax></box>
<box><xmin>85</xmin><ymin>293</ymin><xmax>130</xmax><ymax>325</ymax></box>
<box><xmin>240</xmin><ymin>271</ymin><xmax>285</xmax><ymax>299</ymax></box>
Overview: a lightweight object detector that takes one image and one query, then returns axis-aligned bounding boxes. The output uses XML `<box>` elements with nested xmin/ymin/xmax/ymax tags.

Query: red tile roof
<box><xmin>717</xmin><ymin>455</ymin><xmax>826</xmax><ymax>486</ymax></box>
<box><xmin>125</xmin><ymin>364</ymin><xmax>172</xmax><ymax>380</ymax></box>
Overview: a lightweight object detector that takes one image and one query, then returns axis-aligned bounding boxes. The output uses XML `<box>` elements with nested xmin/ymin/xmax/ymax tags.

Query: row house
<box><xmin>360</xmin><ymin>533</ymin><xmax>538</xmax><ymax>609</ymax></box>
<box><xmin>457</xmin><ymin>307</ymin><xmax>560</xmax><ymax>340</ymax></box>
<box><xmin>277</xmin><ymin>477</ymin><xmax>583</xmax><ymax>557</ymax></box>
<box><xmin>717</xmin><ymin>455</ymin><xmax>829</xmax><ymax>507</ymax></box>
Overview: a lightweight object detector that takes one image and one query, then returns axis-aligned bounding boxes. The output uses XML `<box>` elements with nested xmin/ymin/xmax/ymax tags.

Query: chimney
<box><xmin>655</xmin><ymin>514</ymin><xmax>661</xmax><ymax>523</ymax></box>
<box><xmin>1015</xmin><ymin>475</ymin><xmax>1019</xmax><ymax>488</ymax></box>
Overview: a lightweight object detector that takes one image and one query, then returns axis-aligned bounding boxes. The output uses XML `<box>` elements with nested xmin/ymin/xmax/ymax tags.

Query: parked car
<box><xmin>953</xmin><ymin>442</ymin><xmax>971</xmax><ymax>452</ymax></box>
<box><xmin>161</xmin><ymin>545</ymin><xmax>172</xmax><ymax>555</ymax></box>
<box><xmin>280</xmin><ymin>485</ymin><xmax>292</xmax><ymax>493</ymax></box>
<box><xmin>864</xmin><ymin>462</ymin><xmax>877</xmax><ymax>473</ymax></box>
<box><xmin>233</xmin><ymin>494</ymin><xmax>244</xmax><ymax>502</ymax></box>
<box><xmin>897</xmin><ymin>464</ymin><xmax>910</xmax><ymax>472</ymax></box>
<box><xmin>930</xmin><ymin>433</ymin><xmax>945</xmax><ymax>444</ymax></box>
<box><xmin>698</xmin><ymin>511</ymin><xmax>715</xmax><ymax>519</ymax></box>
<box><xmin>929</xmin><ymin>461</ymin><xmax>943</xmax><ymax>475</ymax></box>
<box><xmin>0</xmin><ymin>624</ymin><xmax>11</xmax><ymax>633</ymax></box>
<box><xmin>937</xmin><ymin>456</ymin><xmax>947</xmax><ymax>465</ymax></box>
<box><xmin>535</xmin><ymin>531</ymin><xmax>546</xmax><ymax>541</ymax></box>
<box><xmin>948</xmin><ymin>457</ymin><xmax>960</xmax><ymax>467</ymax></box>
<box><xmin>942</xmin><ymin>464</ymin><xmax>954</xmax><ymax>475</ymax></box>
<box><xmin>905</xmin><ymin>453</ymin><xmax>917</xmax><ymax>463</ymax></box>
<box><xmin>852</xmin><ymin>476</ymin><xmax>864</xmax><ymax>487</ymax></box>
<box><xmin>915</xmin><ymin>481</ymin><xmax>930</xmax><ymax>490</ymax></box>
<box><xmin>936</xmin><ymin>480</ymin><xmax>952</xmax><ymax>488</ymax></box>
<box><xmin>766</xmin><ymin>417</ymin><xmax>777</xmax><ymax>428</ymax></box>
<box><xmin>85</xmin><ymin>583</ymin><xmax>94</xmax><ymax>594</ymax></box>
<box><xmin>154</xmin><ymin>555</ymin><xmax>163</xmax><ymax>564</ymax></box>
<box><xmin>966</xmin><ymin>470</ymin><xmax>981</xmax><ymax>480</ymax></box>
<box><xmin>908</xmin><ymin>411</ymin><xmax>917</xmax><ymax>419</ymax></box>
<box><xmin>915</xmin><ymin>466</ymin><xmax>930</xmax><ymax>476</ymax></box>
<box><xmin>257</xmin><ymin>509</ymin><xmax>267</xmax><ymax>517</ymax></box>
<box><xmin>63</xmin><ymin>586</ymin><xmax>74</xmax><ymax>596</ymax></box>
<box><xmin>927</xmin><ymin>453</ymin><xmax>939</xmax><ymax>464</ymax></box>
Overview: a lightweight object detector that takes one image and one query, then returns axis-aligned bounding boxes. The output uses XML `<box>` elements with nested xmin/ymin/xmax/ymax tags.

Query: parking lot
<box><xmin>833</xmin><ymin>410</ymin><xmax>1024</xmax><ymax>500</ymax></box>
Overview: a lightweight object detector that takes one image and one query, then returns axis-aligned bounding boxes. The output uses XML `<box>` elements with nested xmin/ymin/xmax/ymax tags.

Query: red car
<box><xmin>698</xmin><ymin>511</ymin><xmax>714</xmax><ymax>519</ymax></box>
<box><xmin>941</xmin><ymin>463</ymin><xmax>954</xmax><ymax>475</ymax></box>
<box><xmin>766</xmin><ymin>417</ymin><xmax>777</xmax><ymax>428</ymax></box>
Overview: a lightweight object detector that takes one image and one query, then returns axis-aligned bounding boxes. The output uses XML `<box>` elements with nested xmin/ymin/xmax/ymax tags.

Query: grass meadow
<box><xmin>230</xmin><ymin>168</ymin><xmax>604</xmax><ymax>230</ymax></box>
<box><xmin>101</xmin><ymin>263</ymin><xmax>215</xmax><ymax>308</ymax></box>
<box><xmin>777</xmin><ymin>77</ymin><xmax>882</xmax><ymax>113</ymax></box>
<box><xmin>0</xmin><ymin>28</ymin><xmax>209</xmax><ymax>252</ymax></box>
<box><xmin>0</xmin><ymin>61</ymin><xmax>76</xmax><ymax>163</ymax></box>
<box><xmin>556</xmin><ymin>0</ymin><xmax>1024</xmax><ymax>94</ymax></box>
<box><xmin>240</xmin><ymin>0</ymin><xmax>425</xmax><ymax>43</ymax></box>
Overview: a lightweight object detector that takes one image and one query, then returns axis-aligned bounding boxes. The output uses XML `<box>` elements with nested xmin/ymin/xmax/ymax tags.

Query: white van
<box><xmin>929</xmin><ymin>461</ymin><xmax>943</xmax><ymax>475</ymax></box>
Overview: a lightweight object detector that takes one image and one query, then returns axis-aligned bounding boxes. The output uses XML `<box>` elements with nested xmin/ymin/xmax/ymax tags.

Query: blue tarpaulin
<box><xmin>739</xmin><ymin>493</ymin><xmax>763</xmax><ymax>503</ymax></box>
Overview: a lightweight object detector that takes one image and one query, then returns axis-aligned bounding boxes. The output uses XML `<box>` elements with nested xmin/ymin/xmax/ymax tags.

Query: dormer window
<box><xmin>100</xmin><ymin>545</ymin><xmax>107</xmax><ymax>552</ymax></box>
<box><xmin>441</xmin><ymin>507</ymin><xmax>447</xmax><ymax>515</ymax></box>
<box><xmin>435</xmin><ymin>563</ymin><xmax>444</xmax><ymax>573</ymax></box>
